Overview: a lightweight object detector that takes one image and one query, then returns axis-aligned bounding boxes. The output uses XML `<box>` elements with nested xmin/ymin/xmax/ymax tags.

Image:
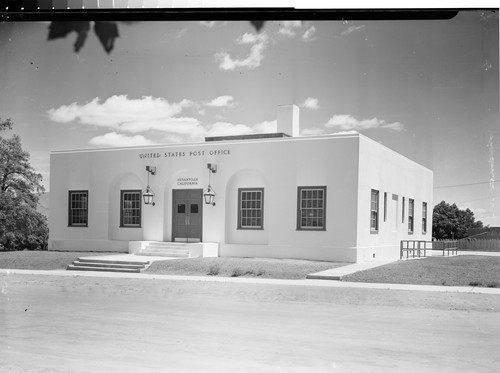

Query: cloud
<box><xmin>278</xmin><ymin>21</ymin><xmax>302</xmax><ymax>37</ymax></box>
<box><xmin>205</xmin><ymin>120</ymin><xmax>276</xmax><ymax>138</ymax></box>
<box><xmin>301</xmin><ymin>128</ymin><xmax>359</xmax><ymax>136</ymax></box>
<box><xmin>332</xmin><ymin>130</ymin><xmax>359</xmax><ymax>135</ymax></box>
<box><xmin>236</xmin><ymin>32</ymin><xmax>261</xmax><ymax>44</ymax></box>
<box><xmin>205</xmin><ymin>122</ymin><xmax>253</xmax><ymax>137</ymax></box>
<box><xmin>216</xmin><ymin>32</ymin><xmax>270</xmax><ymax>71</ymax></box>
<box><xmin>48</xmin><ymin>95</ymin><xmax>280</xmax><ymax>147</ymax></box>
<box><xmin>47</xmin><ymin>95</ymin><xmax>194</xmax><ymax>128</ymax></box>
<box><xmin>300</xmin><ymin>97</ymin><xmax>319</xmax><ymax>110</ymax></box>
<box><xmin>89</xmin><ymin>132</ymin><xmax>157</xmax><ymax>147</ymax></box>
<box><xmin>204</xmin><ymin>95</ymin><xmax>237</xmax><ymax>108</ymax></box>
<box><xmin>301</xmin><ymin>128</ymin><xmax>324</xmax><ymax>136</ymax></box>
<box><xmin>302</xmin><ymin>26</ymin><xmax>316</xmax><ymax>42</ymax></box>
<box><xmin>199</xmin><ymin>21</ymin><xmax>217</xmax><ymax>28</ymax></box>
<box><xmin>48</xmin><ymin>95</ymin><xmax>206</xmax><ymax>142</ymax></box>
<box><xmin>253</xmin><ymin>120</ymin><xmax>276</xmax><ymax>133</ymax></box>
<box><xmin>325</xmin><ymin>114</ymin><xmax>405</xmax><ymax>131</ymax></box>
<box><xmin>341</xmin><ymin>25</ymin><xmax>366</xmax><ymax>36</ymax></box>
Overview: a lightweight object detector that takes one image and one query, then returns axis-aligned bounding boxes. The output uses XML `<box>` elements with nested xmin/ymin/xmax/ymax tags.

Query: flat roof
<box><xmin>51</xmin><ymin>132</ymin><xmax>361</xmax><ymax>154</ymax></box>
<box><xmin>205</xmin><ymin>132</ymin><xmax>291</xmax><ymax>142</ymax></box>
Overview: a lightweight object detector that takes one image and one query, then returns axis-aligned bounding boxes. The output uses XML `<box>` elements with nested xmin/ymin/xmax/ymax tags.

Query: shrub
<box><xmin>469</xmin><ymin>281</ymin><xmax>482</xmax><ymax>287</ymax></box>
<box><xmin>207</xmin><ymin>264</ymin><xmax>220</xmax><ymax>276</ymax></box>
<box><xmin>231</xmin><ymin>267</ymin><xmax>245</xmax><ymax>277</ymax></box>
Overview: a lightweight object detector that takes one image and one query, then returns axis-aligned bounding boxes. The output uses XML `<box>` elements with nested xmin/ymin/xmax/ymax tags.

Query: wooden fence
<box><xmin>456</xmin><ymin>239</ymin><xmax>500</xmax><ymax>252</ymax></box>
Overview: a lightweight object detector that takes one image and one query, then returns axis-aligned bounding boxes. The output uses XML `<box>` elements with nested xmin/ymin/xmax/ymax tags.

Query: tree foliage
<box><xmin>432</xmin><ymin>200</ymin><xmax>484</xmax><ymax>240</ymax></box>
<box><xmin>0</xmin><ymin>119</ymin><xmax>48</xmax><ymax>250</ymax></box>
<box><xmin>48</xmin><ymin>21</ymin><xmax>266</xmax><ymax>54</ymax></box>
<box><xmin>48</xmin><ymin>21</ymin><xmax>120</xmax><ymax>54</ymax></box>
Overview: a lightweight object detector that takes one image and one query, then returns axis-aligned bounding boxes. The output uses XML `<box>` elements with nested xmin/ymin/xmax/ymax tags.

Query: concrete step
<box><xmin>140</xmin><ymin>250</ymin><xmax>189</xmax><ymax>258</ymax></box>
<box><xmin>143</xmin><ymin>247</ymin><xmax>189</xmax><ymax>253</ymax></box>
<box><xmin>139</xmin><ymin>253</ymin><xmax>188</xmax><ymax>258</ymax></box>
<box><xmin>67</xmin><ymin>264</ymin><xmax>142</xmax><ymax>273</ymax></box>
<box><xmin>67</xmin><ymin>256</ymin><xmax>150</xmax><ymax>273</ymax></box>
<box><xmin>139</xmin><ymin>243</ymin><xmax>191</xmax><ymax>258</ymax></box>
<box><xmin>75</xmin><ymin>258</ymin><xmax>151</xmax><ymax>265</ymax></box>
<box><xmin>71</xmin><ymin>261</ymin><xmax>146</xmax><ymax>269</ymax></box>
<box><xmin>147</xmin><ymin>242</ymin><xmax>191</xmax><ymax>248</ymax></box>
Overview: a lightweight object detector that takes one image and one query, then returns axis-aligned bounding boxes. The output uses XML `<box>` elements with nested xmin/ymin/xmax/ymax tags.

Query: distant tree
<box><xmin>432</xmin><ymin>200</ymin><xmax>484</xmax><ymax>240</ymax></box>
<box><xmin>0</xmin><ymin>118</ymin><xmax>48</xmax><ymax>250</ymax></box>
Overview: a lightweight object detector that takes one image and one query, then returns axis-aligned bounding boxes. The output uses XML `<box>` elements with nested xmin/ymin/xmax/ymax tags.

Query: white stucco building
<box><xmin>49</xmin><ymin>105</ymin><xmax>433</xmax><ymax>263</ymax></box>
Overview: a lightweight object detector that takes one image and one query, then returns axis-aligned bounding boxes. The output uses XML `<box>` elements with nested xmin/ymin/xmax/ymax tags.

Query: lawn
<box><xmin>0</xmin><ymin>251</ymin><xmax>116</xmax><ymax>270</ymax></box>
<box><xmin>146</xmin><ymin>257</ymin><xmax>347</xmax><ymax>280</ymax></box>
<box><xmin>2</xmin><ymin>251</ymin><xmax>500</xmax><ymax>287</ymax></box>
<box><xmin>342</xmin><ymin>255</ymin><xmax>500</xmax><ymax>288</ymax></box>
<box><xmin>0</xmin><ymin>251</ymin><xmax>346</xmax><ymax>279</ymax></box>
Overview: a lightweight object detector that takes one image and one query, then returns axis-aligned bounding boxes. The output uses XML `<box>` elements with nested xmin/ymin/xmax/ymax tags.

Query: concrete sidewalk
<box><xmin>307</xmin><ymin>260</ymin><xmax>394</xmax><ymax>280</ymax></box>
<box><xmin>2</xmin><ymin>268</ymin><xmax>500</xmax><ymax>295</ymax></box>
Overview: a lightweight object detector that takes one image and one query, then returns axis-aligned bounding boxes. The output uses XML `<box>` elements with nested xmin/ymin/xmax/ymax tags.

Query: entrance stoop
<box><xmin>67</xmin><ymin>256</ymin><xmax>151</xmax><ymax>273</ymax></box>
<box><xmin>129</xmin><ymin>241</ymin><xmax>219</xmax><ymax>258</ymax></box>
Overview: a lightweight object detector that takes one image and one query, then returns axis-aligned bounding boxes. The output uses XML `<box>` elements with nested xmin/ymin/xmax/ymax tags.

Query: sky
<box><xmin>0</xmin><ymin>10</ymin><xmax>499</xmax><ymax>225</ymax></box>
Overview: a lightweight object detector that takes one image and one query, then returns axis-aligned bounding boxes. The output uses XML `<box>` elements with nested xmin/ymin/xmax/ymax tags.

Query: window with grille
<box><xmin>370</xmin><ymin>189</ymin><xmax>379</xmax><ymax>232</ymax></box>
<box><xmin>422</xmin><ymin>202</ymin><xmax>427</xmax><ymax>234</ymax></box>
<box><xmin>120</xmin><ymin>190</ymin><xmax>141</xmax><ymax>227</ymax></box>
<box><xmin>238</xmin><ymin>188</ymin><xmax>264</xmax><ymax>229</ymax></box>
<box><xmin>68</xmin><ymin>191</ymin><xmax>88</xmax><ymax>227</ymax></box>
<box><xmin>297</xmin><ymin>186</ymin><xmax>326</xmax><ymax>230</ymax></box>
<box><xmin>408</xmin><ymin>198</ymin><xmax>414</xmax><ymax>233</ymax></box>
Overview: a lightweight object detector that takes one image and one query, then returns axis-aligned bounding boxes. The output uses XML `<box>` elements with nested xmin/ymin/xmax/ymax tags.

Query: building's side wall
<box><xmin>355</xmin><ymin>136</ymin><xmax>433</xmax><ymax>261</ymax></box>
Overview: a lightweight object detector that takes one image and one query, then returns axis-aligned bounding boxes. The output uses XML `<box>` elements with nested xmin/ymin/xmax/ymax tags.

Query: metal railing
<box><xmin>400</xmin><ymin>240</ymin><xmax>458</xmax><ymax>259</ymax></box>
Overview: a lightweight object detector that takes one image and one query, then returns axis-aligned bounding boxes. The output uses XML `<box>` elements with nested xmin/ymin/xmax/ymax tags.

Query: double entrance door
<box><xmin>172</xmin><ymin>189</ymin><xmax>203</xmax><ymax>242</ymax></box>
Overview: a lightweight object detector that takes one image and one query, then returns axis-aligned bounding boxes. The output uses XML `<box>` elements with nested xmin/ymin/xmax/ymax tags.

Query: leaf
<box><xmin>0</xmin><ymin>118</ymin><xmax>13</xmax><ymax>132</ymax></box>
<box><xmin>94</xmin><ymin>21</ymin><xmax>120</xmax><ymax>54</ymax></box>
<box><xmin>48</xmin><ymin>21</ymin><xmax>91</xmax><ymax>53</ymax></box>
<box><xmin>249</xmin><ymin>20</ymin><xmax>266</xmax><ymax>32</ymax></box>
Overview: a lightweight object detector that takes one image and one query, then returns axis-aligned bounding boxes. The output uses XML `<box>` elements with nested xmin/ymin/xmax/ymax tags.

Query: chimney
<box><xmin>277</xmin><ymin>104</ymin><xmax>299</xmax><ymax>137</ymax></box>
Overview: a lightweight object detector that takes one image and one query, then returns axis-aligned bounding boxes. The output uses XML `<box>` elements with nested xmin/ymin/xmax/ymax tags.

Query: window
<box><xmin>402</xmin><ymin>197</ymin><xmax>405</xmax><ymax>223</ymax></box>
<box><xmin>370</xmin><ymin>189</ymin><xmax>379</xmax><ymax>232</ymax></box>
<box><xmin>422</xmin><ymin>202</ymin><xmax>427</xmax><ymax>234</ymax></box>
<box><xmin>238</xmin><ymin>188</ymin><xmax>264</xmax><ymax>229</ymax></box>
<box><xmin>383</xmin><ymin>192</ymin><xmax>387</xmax><ymax>222</ymax></box>
<box><xmin>120</xmin><ymin>190</ymin><xmax>141</xmax><ymax>227</ymax></box>
<box><xmin>68</xmin><ymin>191</ymin><xmax>88</xmax><ymax>227</ymax></box>
<box><xmin>408</xmin><ymin>198</ymin><xmax>414</xmax><ymax>233</ymax></box>
<box><xmin>297</xmin><ymin>186</ymin><xmax>326</xmax><ymax>230</ymax></box>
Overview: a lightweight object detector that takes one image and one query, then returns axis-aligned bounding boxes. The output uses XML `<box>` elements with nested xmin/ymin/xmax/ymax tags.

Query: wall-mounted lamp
<box><xmin>203</xmin><ymin>163</ymin><xmax>217</xmax><ymax>206</ymax></box>
<box><xmin>143</xmin><ymin>166</ymin><xmax>156</xmax><ymax>206</ymax></box>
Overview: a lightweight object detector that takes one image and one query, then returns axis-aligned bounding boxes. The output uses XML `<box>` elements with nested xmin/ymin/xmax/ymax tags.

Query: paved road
<box><xmin>1</xmin><ymin>273</ymin><xmax>500</xmax><ymax>373</ymax></box>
